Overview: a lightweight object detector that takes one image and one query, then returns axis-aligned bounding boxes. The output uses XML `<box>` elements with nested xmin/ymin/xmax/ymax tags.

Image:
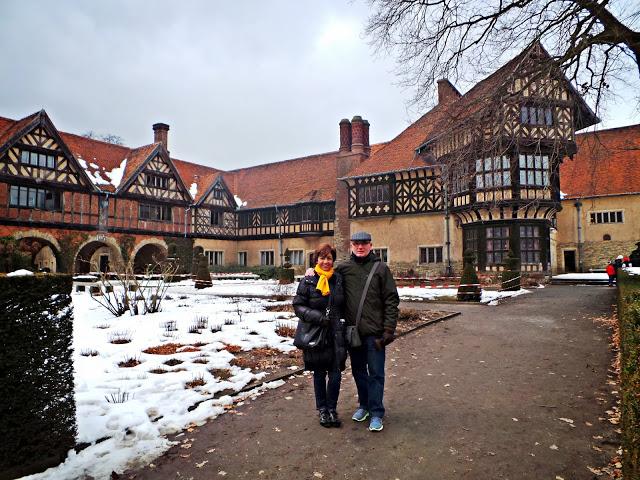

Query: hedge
<box><xmin>0</xmin><ymin>274</ymin><xmax>76</xmax><ymax>479</ymax></box>
<box><xmin>618</xmin><ymin>272</ymin><xmax>640</xmax><ymax>478</ymax></box>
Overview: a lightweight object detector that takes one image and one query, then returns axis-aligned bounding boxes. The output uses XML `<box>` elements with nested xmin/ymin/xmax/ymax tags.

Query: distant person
<box><xmin>623</xmin><ymin>255</ymin><xmax>631</xmax><ymax>268</ymax></box>
<box><xmin>292</xmin><ymin>243</ymin><xmax>346</xmax><ymax>428</ymax></box>
<box><xmin>606</xmin><ymin>261</ymin><xmax>616</xmax><ymax>287</ymax></box>
<box><xmin>615</xmin><ymin>255</ymin><xmax>624</xmax><ymax>271</ymax></box>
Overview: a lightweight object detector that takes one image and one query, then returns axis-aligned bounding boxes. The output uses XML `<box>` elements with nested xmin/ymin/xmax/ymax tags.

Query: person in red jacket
<box><xmin>606</xmin><ymin>261</ymin><xmax>616</xmax><ymax>287</ymax></box>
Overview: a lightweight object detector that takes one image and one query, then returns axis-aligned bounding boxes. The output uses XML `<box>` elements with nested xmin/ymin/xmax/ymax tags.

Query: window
<box><xmin>20</xmin><ymin>150</ymin><xmax>56</xmax><ymax>169</ymax></box>
<box><xmin>145</xmin><ymin>174</ymin><xmax>168</xmax><ymax>189</ymax></box>
<box><xmin>520</xmin><ymin>105</ymin><xmax>553</xmax><ymax>126</ymax></box>
<box><xmin>419</xmin><ymin>246</ymin><xmax>443</xmax><ymax>264</ymax></box>
<box><xmin>139</xmin><ymin>203</ymin><xmax>172</xmax><ymax>221</ymax></box>
<box><xmin>519</xmin><ymin>154</ymin><xmax>550</xmax><ymax>187</ymax></box>
<box><xmin>238</xmin><ymin>251</ymin><xmax>247</xmax><ymax>266</ymax></box>
<box><xmin>260</xmin><ymin>209</ymin><xmax>276</xmax><ymax>226</ymax></box>
<box><xmin>289</xmin><ymin>207</ymin><xmax>301</xmax><ymax>224</ymax></box>
<box><xmin>9</xmin><ymin>185</ymin><xmax>62</xmax><ymax>211</ymax></box>
<box><xmin>322</xmin><ymin>204</ymin><xmax>335</xmax><ymax>221</ymax></box>
<box><xmin>260</xmin><ymin>250</ymin><xmax>274</xmax><ymax>266</ymax></box>
<box><xmin>204</xmin><ymin>250</ymin><xmax>224</xmax><ymax>266</ymax></box>
<box><xmin>520</xmin><ymin>225</ymin><xmax>541</xmax><ymax>264</ymax></box>
<box><xmin>451</xmin><ymin>162</ymin><xmax>470</xmax><ymax>194</ymax></box>
<box><xmin>358</xmin><ymin>184</ymin><xmax>390</xmax><ymax>205</ymax></box>
<box><xmin>464</xmin><ymin>228</ymin><xmax>478</xmax><ymax>257</ymax></box>
<box><xmin>486</xmin><ymin>226</ymin><xmax>510</xmax><ymax>265</ymax></box>
<box><xmin>212</xmin><ymin>188</ymin><xmax>223</xmax><ymax>199</ymax></box>
<box><xmin>289</xmin><ymin>249</ymin><xmax>304</xmax><ymax>265</ymax></box>
<box><xmin>590</xmin><ymin>211</ymin><xmax>624</xmax><ymax>224</ymax></box>
<box><xmin>301</xmin><ymin>205</ymin><xmax>320</xmax><ymax>222</ymax></box>
<box><xmin>475</xmin><ymin>156</ymin><xmax>511</xmax><ymax>189</ymax></box>
<box><xmin>238</xmin><ymin>212</ymin><xmax>251</xmax><ymax>228</ymax></box>
<box><xmin>603</xmin><ymin>234</ymin><xmax>612</xmax><ymax>241</ymax></box>
<box><xmin>373</xmin><ymin>248</ymin><xmax>388</xmax><ymax>263</ymax></box>
<box><xmin>210</xmin><ymin>210</ymin><xmax>223</xmax><ymax>226</ymax></box>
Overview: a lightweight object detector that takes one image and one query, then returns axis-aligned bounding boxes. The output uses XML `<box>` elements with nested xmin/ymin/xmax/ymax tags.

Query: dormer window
<box><xmin>20</xmin><ymin>149</ymin><xmax>56</xmax><ymax>169</ymax></box>
<box><xmin>520</xmin><ymin>104</ymin><xmax>553</xmax><ymax>126</ymax></box>
<box><xmin>212</xmin><ymin>188</ymin><xmax>223</xmax><ymax>200</ymax></box>
<box><xmin>146</xmin><ymin>174</ymin><xmax>168</xmax><ymax>189</ymax></box>
<box><xmin>358</xmin><ymin>184</ymin><xmax>390</xmax><ymax>206</ymax></box>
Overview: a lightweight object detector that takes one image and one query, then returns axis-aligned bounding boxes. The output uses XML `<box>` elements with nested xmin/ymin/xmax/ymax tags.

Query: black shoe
<box><xmin>328</xmin><ymin>410</ymin><xmax>341</xmax><ymax>428</ymax></box>
<box><xmin>319</xmin><ymin>409</ymin><xmax>331</xmax><ymax>428</ymax></box>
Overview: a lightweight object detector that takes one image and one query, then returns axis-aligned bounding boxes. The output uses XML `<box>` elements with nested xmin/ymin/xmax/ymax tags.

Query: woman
<box><xmin>293</xmin><ymin>243</ymin><xmax>347</xmax><ymax>427</ymax></box>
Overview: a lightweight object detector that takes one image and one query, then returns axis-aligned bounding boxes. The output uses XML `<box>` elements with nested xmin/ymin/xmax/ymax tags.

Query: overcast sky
<box><xmin>1</xmin><ymin>1</ymin><xmax>638</xmax><ymax>171</ymax></box>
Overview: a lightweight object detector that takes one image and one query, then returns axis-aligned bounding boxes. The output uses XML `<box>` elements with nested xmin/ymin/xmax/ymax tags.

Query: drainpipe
<box><xmin>444</xmin><ymin>184</ymin><xmax>452</xmax><ymax>276</ymax></box>
<box><xmin>275</xmin><ymin>205</ymin><xmax>283</xmax><ymax>267</ymax></box>
<box><xmin>574</xmin><ymin>201</ymin><xmax>583</xmax><ymax>272</ymax></box>
<box><xmin>184</xmin><ymin>206</ymin><xmax>192</xmax><ymax>238</ymax></box>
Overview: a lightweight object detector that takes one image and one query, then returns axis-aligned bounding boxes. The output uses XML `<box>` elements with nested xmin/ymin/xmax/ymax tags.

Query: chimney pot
<box><xmin>351</xmin><ymin>116</ymin><xmax>364</xmax><ymax>154</ymax></box>
<box><xmin>153</xmin><ymin>122</ymin><xmax>170</xmax><ymax>151</ymax></box>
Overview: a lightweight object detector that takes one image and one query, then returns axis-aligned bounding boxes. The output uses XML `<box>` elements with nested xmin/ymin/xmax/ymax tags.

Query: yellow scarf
<box><xmin>314</xmin><ymin>264</ymin><xmax>334</xmax><ymax>296</ymax></box>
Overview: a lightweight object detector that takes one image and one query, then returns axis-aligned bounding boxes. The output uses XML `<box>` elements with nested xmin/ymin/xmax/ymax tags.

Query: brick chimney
<box><xmin>437</xmin><ymin>79</ymin><xmax>462</xmax><ymax>106</ymax></box>
<box><xmin>339</xmin><ymin>118</ymin><xmax>352</xmax><ymax>152</ymax></box>
<box><xmin>362</xmin><ymin>119</ymin><xmax>370</xmax><ymax>155</ymax></box>
<box><xmin>351</xmin><ymin>116</ymin><xmax>365</xmax><ymax>154</ymax></box>
<box><xmin>153</xmin><ymin>123</ymin><xmax>170</xmax><ymax>150</ymax></box>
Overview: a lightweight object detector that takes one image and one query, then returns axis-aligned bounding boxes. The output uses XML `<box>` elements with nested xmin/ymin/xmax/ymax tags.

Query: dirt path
<box><xmin>126</xmin><ymin>285</ymin><xmax>619</xmax><ymax>480</ymax></box>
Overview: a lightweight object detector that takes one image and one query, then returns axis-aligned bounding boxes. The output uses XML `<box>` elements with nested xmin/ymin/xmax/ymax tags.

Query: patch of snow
<box><xmin>189</xmin><ymin>182</ymin><xmax>198</xmax><ymax>197</ymax></box>
<box><xmin>625</xmin><ymin>266</ymin><xmax>640</xmax><ymax>276</ymax></box>
<box><xmin>553</xmin><ymin>273</ymin><xmax>608</xmax><ymax>280</ymax></box>
<box><xmin>7</xmin><ymin>269</ymin><xmax>34</xmax><ymax>277</ymax></box>
<box><xmin>105</xmin><ymin>159</ymin><xmax>127</xmax><ymax>189</ymax></box>
<box><xmin>77</xmin><ymin>158</ymin><xmax>88</xmax><ymax>168</ymax></box>
<box><xmin>560</xmin><ymin>190</ymin><xmax>567</xmax><ymax>200</ymax></box>
<box><xmin>397</xmin><ymin>286</ymin><xmax>530</xmax><ymax>305</ymax></box>
<box><xmin>89</xmin><ymin>163</ymin><xmax>99</xmax><ymax>169</ymax></box>
<box><xmin>21</xmin><ymin>284</ymin><xmax>297</xmax><ymax>479</ymax></box>
<box><xmin>234</xmin><ymin>194</ymin><xmax>247</xmax><ymax>207</ymax></box>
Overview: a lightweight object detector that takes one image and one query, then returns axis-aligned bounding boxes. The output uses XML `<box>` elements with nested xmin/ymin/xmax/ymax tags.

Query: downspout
<box><xmin>184</xmin><ymin>205</ymin><xmax>192</xmax><ymax>238</ymax></box>
<box><xmin>574</xmin><ymin>201</ymin><xmax>583</xmax><ymax>272</ymax></box>
<box><xmin>275</xmin><ymin>205</ymin><xmax>283</xmax><ymax>267</ymax></box>
<box><xmin>443</xmin><ymin>166</ymin><xmax>453</xmax><ymax>276</ymax></box>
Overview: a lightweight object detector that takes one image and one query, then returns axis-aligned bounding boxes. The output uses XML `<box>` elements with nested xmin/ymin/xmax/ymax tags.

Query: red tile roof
<box><xmin>172</xmin><ymin>158</ymin><xmax>223</xmax><ymax>203</ymax></box>
<box><xmin>561</xmin><ymin>124</ymin><xmax>640</xmax><ymax>199</ymax></box>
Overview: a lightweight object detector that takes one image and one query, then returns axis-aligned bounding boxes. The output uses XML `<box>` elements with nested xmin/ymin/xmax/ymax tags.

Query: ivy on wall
<box><xmin>164</xmin><ymin>237</ymin><xmax>194</xmax><ymax>274</ymax></box>
<box><xmin>119</xmin><ymin>235</ymin><xmax>136</xmax><ymax>265</ymax></box>
<box><xmin>57</xmin><ymin>233</ymin><xmax>88</xmax><ymax>273</ymax></box>
<box><xmin>0</xmin><ymin>237</ymin><xmax>32</xmax><ymax>273</ymax></box>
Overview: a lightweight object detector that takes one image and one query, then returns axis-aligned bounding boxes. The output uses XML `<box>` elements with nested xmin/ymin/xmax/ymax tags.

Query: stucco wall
<box><xmin>350</xmin><ymin>213</ymin><xmax>463</xmax><ymax>275</ymax></box>
<box><xmin>556</xmin><ymin>194</ymin><xmax>640</xmax><ymax>271</ymax></box>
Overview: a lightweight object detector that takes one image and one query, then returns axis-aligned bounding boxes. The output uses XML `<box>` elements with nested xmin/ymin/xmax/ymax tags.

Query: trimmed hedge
<box><xmin>618</xmin><ymin>272</ymin><xmax>640</xmax><ymax>478</ymax></box>
<box><xmin>0</xmin><ymin>274</ymin><xmax>76</xmax><ymax>479</ymax></box>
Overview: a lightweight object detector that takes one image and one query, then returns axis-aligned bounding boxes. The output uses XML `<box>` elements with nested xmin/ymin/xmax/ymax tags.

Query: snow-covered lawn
<box><xmin>24</xmin><ymin>282</ymin><xmax>298</xmax><ymax>480</ymax></box>
<box><xmin>397</xmin><ymin>285</ymin><xmax>531</xmax><ymax>305</ymax></box>
<box><xmin>22</xmin><ymin>279</ymin><xmax>530</xmax><ymax>479</ymax></box>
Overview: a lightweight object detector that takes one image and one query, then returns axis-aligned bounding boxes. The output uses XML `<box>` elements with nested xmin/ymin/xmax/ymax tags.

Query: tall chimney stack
<box><xmin>339</xmin><ymin>118</ymin><xmax>352</xmax><ymax>152</ymax></box>
<box><xmin>153</xmin><ymin>123</ymin><xmax>170</xmax><ymax>151</ymax></box>
<box><xmin>351</xmin><ymin>116</ymin><xmax>364</xmax><ymax>154</ymax></box>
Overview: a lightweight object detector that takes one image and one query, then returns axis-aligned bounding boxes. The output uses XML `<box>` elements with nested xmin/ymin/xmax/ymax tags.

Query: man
<box><xmin>337</xmin><ymin>231</ymin><xmax>399</xmax><ymax>432</ymax></box>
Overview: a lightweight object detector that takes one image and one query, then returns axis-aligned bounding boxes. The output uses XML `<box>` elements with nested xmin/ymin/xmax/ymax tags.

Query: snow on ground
<box><xmin>7</xmin><ymin>269</ymin><xmax>34</xmax><ymax>276</ymax></box>
<box><xmin>397</xmin><ymin>285</ymin><xmax>530</xmax><ymax>305</ymax></box>
<box><xmin>168</xmin><ymin>279</ymin><xmax>298</xmax><ymax>297</ymax></box>
<box><xmin>552</xmin><ymin>272</ymin><xmax>608</xmax><ymax>280</ymax></box>
<box><xmin>22</xmin><ymin>282</ymin><xmax>298</xmax><ymax>480</ymax></box>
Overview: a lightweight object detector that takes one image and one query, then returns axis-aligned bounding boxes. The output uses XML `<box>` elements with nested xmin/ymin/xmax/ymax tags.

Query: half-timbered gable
<box><xmin>0</xmin><ymin>110</ymin><xmax>96</xmax><ymax>192</ymax></box>
<box><xmin>118</xmin><ymin>146</ymin><xmax>191</xmax><ymax>204</ymax></box>
<box><xmin>193</xmin><ymin>175</ymin><xmax>237</xmax><ymax>238</ymax></box>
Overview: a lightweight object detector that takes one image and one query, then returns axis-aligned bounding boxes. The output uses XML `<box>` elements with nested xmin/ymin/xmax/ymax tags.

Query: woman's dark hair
<box><xmin>314</xmin><ymin>243</ymin><xmax>336</xmax><ymax>263</ymax></box>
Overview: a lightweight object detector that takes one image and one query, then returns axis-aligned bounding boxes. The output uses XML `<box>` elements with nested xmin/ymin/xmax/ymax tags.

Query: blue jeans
<box><xmin>313</xmin><ymin>370</ymin><xmax>341</xmax><ymax>411</ymax></box>
<box><xmin>349</xmin><ymin>335</ymin><xmax>386</xmax><ymax>418</ymax></box>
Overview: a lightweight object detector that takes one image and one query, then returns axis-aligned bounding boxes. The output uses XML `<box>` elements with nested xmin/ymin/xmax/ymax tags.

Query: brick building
<box><xmin>0</xmin><ymin>44</ymin><xmax>637</xmax><ymax>276</ymax></box>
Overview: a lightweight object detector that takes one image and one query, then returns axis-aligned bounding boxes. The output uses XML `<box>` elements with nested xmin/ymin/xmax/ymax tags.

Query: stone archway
<box><xmin>131</xmin><ymin>239</ymin><xmax>168</xmax><ymax>274</ymax></box>
<box><xmin>11</xmin><ymin>232</ymin><xmax>61</xmax><ymax>273</ymax></box>
<box><xmin>74</xmin><ymin>236</ymin><xmax>123</xmax><ymax>274</ymax></box>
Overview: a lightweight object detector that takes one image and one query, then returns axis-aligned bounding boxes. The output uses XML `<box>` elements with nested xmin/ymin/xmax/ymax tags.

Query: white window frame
<box><xmin>372</xmin><ymin>247</ymin><xmax>389</xmax><ymax>263</ymax></box>
<box><xmin>260</xmin><ymin>250</ymin><xmax>275</xmax><ymax>266</ymax></box>
<box><xmin>204</xmin><ymin>250</ymin><xmax>224</xmax><ymax>266</ymax></box>
<box><xmin>289</xmin><ymin>249</ymin><xmax>304</xmax><ymax>265</ymax></box>
<box><xmin>589</xmin><ymin>210</ymin><xmax>624</xmax><ymax>224</ymax></box>
<box><xmin>237</xmin><ymin>251</ymin><xmax>247</xmax><ymax>267</ymax></box>
<box><xmin>418</xmin><ymin>245</ymin><xmax>444</xmax><ymax>265</ymax></box>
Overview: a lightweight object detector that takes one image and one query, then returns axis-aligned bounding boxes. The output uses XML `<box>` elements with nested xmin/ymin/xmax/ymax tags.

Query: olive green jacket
<box><xmin>336</xmin><ymin>252</ymin><xmax>399</xmax><ymax>336</ymax></box>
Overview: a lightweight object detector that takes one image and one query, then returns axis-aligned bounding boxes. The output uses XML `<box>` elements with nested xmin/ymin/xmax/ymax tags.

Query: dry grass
<box><xmin>109</xmin><ymin>331</ymin><xmax>132</xmax><ymax>344</ymax></box>
<box><xmin>209</xmin><ymin>368</ymin><xmax>232</xmax><ymax>380</ymax></box>
<box><xmin>80</xmin><ymin>349</ymin><xmax>99</xmax><ymax>357</ymax></box>
<box><xmin>185</xmin><ymin>375</ymin><xmax>206</xmax><ymax>389</ymax></box>
<box><xmin>265</xmin><ymin>304</ymin><xmax>294</xmax><ymax>313</ymax></box>
<box><xmin>143</xmin><ymin>343</ymin><xmax>183</xmax><ymax>355</ymax></box>
<box><xmin>149</xmin><ymin>368</ymin><xmax>169</xmax><ymax>374</ymax></box>
<box><xmin>275</xmin><ymin>325</ymin><xmax>296</xmax><ymax>338</ymax></box>
<box><xmin>224</xmin><ymin>344</ymin><xmax>242</xmax><ymax>353</ymax></box>
<box><xmin>118</xmin><ymin>356</ymin><xmax>142</xmax><ymax>368</ymax></box>
<box><xmin>163</xmin><ymin>358</ymin><xmax>183</xmax><ymax>366</ymax></box>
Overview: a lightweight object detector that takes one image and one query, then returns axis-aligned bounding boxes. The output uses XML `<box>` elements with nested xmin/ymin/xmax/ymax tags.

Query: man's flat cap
<box><xmin>350</xmin><ymin>231</ymin><xmax>372</xmax><ymax>242</ymax></box>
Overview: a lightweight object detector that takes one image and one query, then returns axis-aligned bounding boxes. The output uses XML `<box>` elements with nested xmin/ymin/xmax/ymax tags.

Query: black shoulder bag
<box><xmin>293</xmin><ymin>290</ymin><xmax>331</xmax><ymax>350</ymax></box>
<box><xmin>346</xmin><ymin>261</ymin><xmax>380</xmax><ymax>348</ymax></box>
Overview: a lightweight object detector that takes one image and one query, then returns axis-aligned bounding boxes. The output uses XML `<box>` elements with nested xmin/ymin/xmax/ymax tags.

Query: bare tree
<box><xmin>82</xmin><ymin>131</ymin><xmax>125</xmax><ymax>145</ymax></box>
<box><xmin>365</xmin><ymin>0</ymin><xmax>640</xmax><ymax>112</ymax></box>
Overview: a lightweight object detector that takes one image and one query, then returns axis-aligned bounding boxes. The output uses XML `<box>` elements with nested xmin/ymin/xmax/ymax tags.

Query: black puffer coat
<box><xmin>292</xmin><ymin>272</ymin><xmax>347</xmax><ymax>372</ymax></box>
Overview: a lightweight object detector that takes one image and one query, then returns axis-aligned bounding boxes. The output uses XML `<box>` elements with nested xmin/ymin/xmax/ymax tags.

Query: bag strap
<box><xmin>355</xmin><ymin>261</ymin><xmax>380</xmax><ymax>329</ymax></box>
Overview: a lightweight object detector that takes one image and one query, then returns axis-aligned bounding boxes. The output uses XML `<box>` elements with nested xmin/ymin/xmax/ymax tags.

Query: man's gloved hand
<box><xmin>374</xmin><ymin>330</ymin><xmax>395</xmax><ymax>350</ymax></box>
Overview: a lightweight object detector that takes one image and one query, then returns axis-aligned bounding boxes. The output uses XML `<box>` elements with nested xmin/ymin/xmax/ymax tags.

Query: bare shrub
<box><xmin>80</xmin><ymin>349</ymin><xmax>99</xmax><ymax>357</ymax></box>
<box><xmin>105</xmin><ymin>389</ymin><xmax>132</xmax><ymax>403</ymax></box>
<box><xmin>188</xmin><ymin>323</ymin><xmax>201</xmax><ymax>334</ymax></box>
<box><xmin>163</xmin><ymin>358</ymin><xmax>183</xmax><ymax>366</ymax></box>
<box><xmin>210</xmin><ymin>324</ymin><xmax>222</xmax><ymax>333</ymax></box>
<box><xmin>118</xmin><ymin>356</ymin><xmax>142</xmax><ymax>368</ymax></box>
<box><xmin>209</xmin><ymin>368</ymin><xmax>232</xmax><ymax>380</ymax></box>
<box><xmin>149</xmin><ymin>368</ymin><xmax>169</xmax><ymax>374</ymax></box>
<box><xmin>109</xmin><ymin>331</ymin><xmax>132</xmax><ymax>344</ymax></box>
<box><xmin>194</xmin><ymin>315</ymin><xmax>208</xmax><ymax>330</ymax></box>
<box><xmin>275</xmin><ymin>323</ymin><xmax>296</xmax><ymax>338</ymax></box>
<box><xmin>185</xmin><ymin>375</ymin><xmax>206</xmax><ymax>389</ymax></box>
